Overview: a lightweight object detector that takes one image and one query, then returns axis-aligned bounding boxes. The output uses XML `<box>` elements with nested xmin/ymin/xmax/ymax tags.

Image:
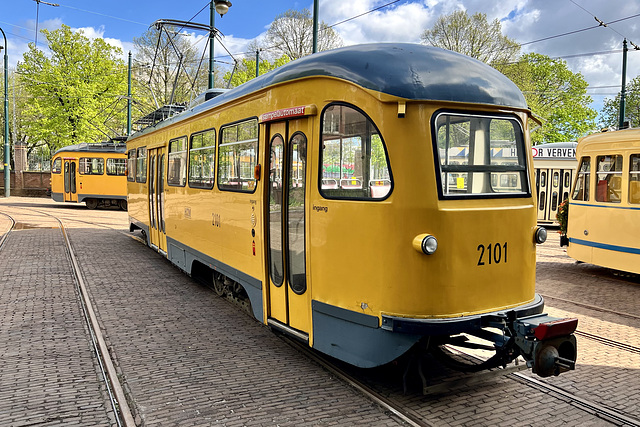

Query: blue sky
<box><xmin>2</xmin><ymin>0</ymin><xmax>640</xmax><ymax>117</ymax></box>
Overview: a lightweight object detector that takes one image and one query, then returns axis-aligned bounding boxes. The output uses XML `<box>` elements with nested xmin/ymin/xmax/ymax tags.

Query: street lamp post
<box><xmin>209</xmin><ymin>0</ymin><xmax>232</xmax><ymax>89</ymax></box>
<box><xmin>1</xmin><ymin>27</ymin><xmax>9</xmax><ymax>197</ymax></box>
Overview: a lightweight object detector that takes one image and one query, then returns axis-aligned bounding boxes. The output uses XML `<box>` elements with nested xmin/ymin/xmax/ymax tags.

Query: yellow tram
<box><xmin>568</xmin><ymin>128</ymin><xmax>640</xmax><ymax>273</ymax></box>
<box><xmin>50</xmin><ymin>142</ymin><xmax>128</xmax><ymax>210</ymax></box>
<box><xmin>127</xmin><ymin>43</ymin><xmax>577</xmax><ymax>377</ymax></box>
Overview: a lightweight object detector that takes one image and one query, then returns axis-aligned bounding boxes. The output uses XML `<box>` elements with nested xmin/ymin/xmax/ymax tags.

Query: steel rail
<box><xmin>575</xmin><ymin>330</ymin><xmax>640</xmax><ymax>355</ymax></box>
<box><xmin>541</xmin><ymin>293</ymin><xmax>640</xmax><ymax>321</ymax></box>
<box><xmin>2</xmin><ymin>206</ymin><xmax>136</xmax><ymax>427</ymax></box>
<box><xmin>55</xmin><ymin>213</ymin><xmax>137</xmax><ymax>427</ymax></box>
<box><xmin>512</xmin><ymin>372</ymin><xmax>640</xmax><ymax>427</ymax></box>
<box><xmin>0</xmin><ymin>210</ymin><xmax>15</xmax><ymax>250</ymax></box>
<box><xmin>281</xmin><ymin>337</ymin><xmax>436</xmax><ymax>427</ymax></box>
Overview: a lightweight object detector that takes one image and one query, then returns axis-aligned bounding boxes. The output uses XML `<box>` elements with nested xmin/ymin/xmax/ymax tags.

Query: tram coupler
<box><xmin>512</xmin><ymin>313</ymin><xmax>578</xmax><ymax>378</ymax></box>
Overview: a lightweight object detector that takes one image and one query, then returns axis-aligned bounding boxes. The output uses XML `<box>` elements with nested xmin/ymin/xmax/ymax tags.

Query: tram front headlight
<box><xmin>534</xmin><ymin>226</ymin><xmax>547</xmax><ymax>244</ymax></box>
<box><xmin>413</xmin><ymin>233</ymin><xmax>438</xmax><ymax>255</ymax></box>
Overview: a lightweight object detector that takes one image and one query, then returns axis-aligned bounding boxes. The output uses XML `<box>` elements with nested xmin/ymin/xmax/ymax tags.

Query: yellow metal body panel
<box><xmin>568</xmin><ymin>128</ymin><xmax>640</xmax><ymax>273</ymax></box>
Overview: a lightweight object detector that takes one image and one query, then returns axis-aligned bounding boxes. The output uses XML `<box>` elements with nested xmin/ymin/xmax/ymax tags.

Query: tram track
<box><xmin>511</xmin><ymin>372</ymin><xmax>640</xmax><ymax>426</ymax></box>
<box><xmin>541</xmin><ymin>293</ymin><xmax>640</xmax><ymax>322</ymax></box>
<box><xmin>0</xmin><ymin>206</ymin><xmax>136</xmax><ymax>427</ymax></box>
<box><xmin>279</xmin><ymin>336</ymin><xmax>437</xmax><ymax>427</ymax></box>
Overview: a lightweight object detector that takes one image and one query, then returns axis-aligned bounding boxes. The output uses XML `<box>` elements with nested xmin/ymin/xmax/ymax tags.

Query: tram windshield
<box><xmin>433</xmin><ymin>112</ymin><xmax>529</xmax><ymax>198</ymax></box>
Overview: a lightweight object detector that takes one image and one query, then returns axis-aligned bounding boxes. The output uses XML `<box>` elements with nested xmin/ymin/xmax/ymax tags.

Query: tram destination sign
<box><xmin>531</xmin><ymin>145</ymin><xmax>576</xmax><ymax>159</ymax></box>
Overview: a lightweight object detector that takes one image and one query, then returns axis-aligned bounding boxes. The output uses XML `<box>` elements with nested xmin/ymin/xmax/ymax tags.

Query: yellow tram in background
<box><xmin>532</xmin><ymin>142</ymin><xmax>577</xmax><ymax>225</ymax></box>
<box><xmin>127</xmin><ymin>43</ymin><xmax>577</xmax><ymax>377</ymax></box>
<box><xmin>50</xmin><ymin>142</ymin><xmax>128</xmax><ymax>210</ymax></box>
<box><xmin>568</xmin><ymin>128</ymin><xmax>640</xmax><ymax>274</ymax></box>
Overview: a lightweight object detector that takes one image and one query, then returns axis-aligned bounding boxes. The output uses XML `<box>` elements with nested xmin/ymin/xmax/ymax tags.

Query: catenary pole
<box><xmin>1</xmin><ymin>27</ymin><xmax>9</xmax><ymax>197</ymax></box>
<box><xmin>619</xmin><ymin>39</ymin><xmax>628</xmax><ymax>130</ymax></box>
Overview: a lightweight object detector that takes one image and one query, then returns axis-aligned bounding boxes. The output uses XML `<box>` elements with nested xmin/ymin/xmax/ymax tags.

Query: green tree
<box><xmin>17</xmin><ymin>25</ymin><xmax>127</xmax><ymax>151</ymax></box>
<box><xmin>501</xmin><ymin>53</ymin><xmax>597</xmax><ymax>143</ymax></box>
<box><xmin>224</xmin><ymin>55</ymin><xmax>290</xmax><ymax>88</ymax></box>
<box><xmin>600</xmin><ymin>75</ymin><xmax>640</xmax><ymax>129</ymax></box>
<box><xmin>421</xmin><ymin>10</ymin><xmax>520</xmax><ymax>66</ymax></box>
<box><xmin>265</xmin><ymin>9</ymin><xmax>343</xmax><ymax>60</ymax></box>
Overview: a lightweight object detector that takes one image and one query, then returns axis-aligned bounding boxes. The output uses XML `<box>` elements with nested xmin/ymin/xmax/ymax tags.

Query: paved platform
<box><xmin>0</xmin><ymin>198</ymin><xmax>401</xmax><ymax>426</ymax></box>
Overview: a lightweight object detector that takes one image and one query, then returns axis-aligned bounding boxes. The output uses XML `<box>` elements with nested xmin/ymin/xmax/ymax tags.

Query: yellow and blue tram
<box><xmin>568</xmin><ymin>128</ymin><xmax>640</xmax><ymax>273</ymax></box>
<box><xmin>50</xmin><ymin>142</ymin><xmax>128</xmax><ymax>210</ymax></box>
<box><xmin>127</xmin><ymin>43</ymin><xmax>577</xmax><ymax>377</ymax></box>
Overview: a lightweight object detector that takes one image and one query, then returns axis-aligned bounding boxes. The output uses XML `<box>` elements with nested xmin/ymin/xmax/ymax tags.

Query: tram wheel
<box><xmin>212</xmin><ymin>273</ymin><xmax>226</xmax><ymax>296</ymax></box>
<box><xmin>85</xmin><ymin>199</ymin><xmax>98</xmax><ymax>210</ymax></box>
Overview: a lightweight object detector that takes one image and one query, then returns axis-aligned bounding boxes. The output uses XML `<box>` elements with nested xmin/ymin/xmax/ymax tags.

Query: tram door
<box><xmin>63</xmin><ymin>159</ymin><xmax>78</xmax><ymax>202</ymax></box>
<box><xmin>536</xmin><ymin>168</ymin><xmax>573</xmax><ymax>222</ymax></box>
<box><xmin>148</xmin><ymin>148</ymin><xmax>167</xmax><ymax>254</ymax></box>
<box><xmin>265</xmin><ymin>120</ymin><xmax>311</xmax><ymax>335</ymax></box>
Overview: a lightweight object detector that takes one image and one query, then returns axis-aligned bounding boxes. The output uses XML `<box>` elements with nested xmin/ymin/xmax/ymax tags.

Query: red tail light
<box><xmin>534</xmin><ymin>318</ymin><xmax>578</xmax><ymax>340</ymax></box>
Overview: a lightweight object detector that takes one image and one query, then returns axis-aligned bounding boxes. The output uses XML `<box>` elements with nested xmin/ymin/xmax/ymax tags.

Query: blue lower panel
<box><xmin>166</xmin><ymin>237</ymin><xmax>264</xmax><ymax>323</ymax></box>
<box><xmin>51</xmin><ymin>193</ymin><xmax>65</xmax><ymax>202</ymax></box>
<box><xmin>312</xmin><ymin>300</ymin><xmax>421</xmax><ymax>368</ymax></box>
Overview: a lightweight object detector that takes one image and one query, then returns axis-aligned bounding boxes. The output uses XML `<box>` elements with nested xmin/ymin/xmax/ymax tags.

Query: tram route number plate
<box><xmin>477</xmin><ymin>242</ymin><xmax>507</xmax><ymax>266</ymax></box>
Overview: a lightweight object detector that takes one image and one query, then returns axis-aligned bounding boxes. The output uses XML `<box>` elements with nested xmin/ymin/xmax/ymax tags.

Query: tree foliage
<box><xmin>500</xmin><ymin>53</ymin><xmax>597</xmax><ymax>143</ymax></box>
<box><xmin>224</xmin><ymin>55</ymin><xmax>290</xmax><ymax>88</ymax></box>
<box><xmin>265</xmin><ymin>9</ymin><xmax>343</xmax><ymax>60</ymax></box>
<box><xmin>600</xmin><ymin>75</ymin><xmax>640</xmax><ymax>129</ymax></box>
<box><xmin>421</xmin><ymin>10</ymin><xmax>520</xmax><ymax>66</ymax></box>
<box><xmin>17</xmin><ymin>25</ymin><xmax>128</xmax><ymax>151</ymax></box>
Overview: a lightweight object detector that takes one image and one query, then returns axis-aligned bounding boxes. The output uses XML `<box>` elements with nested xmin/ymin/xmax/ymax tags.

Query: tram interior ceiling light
<box><xmin>214</xmin><ymin>0</ymin><xmax>232</xmax><ymax>17</ymax></box>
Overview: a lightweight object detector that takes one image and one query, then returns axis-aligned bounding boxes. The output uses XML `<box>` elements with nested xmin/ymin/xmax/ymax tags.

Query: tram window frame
<box><xmin>106</xmin><ymin>158</ymin><xmax>127</xmax><ymax>176</ymax></box>
<box><xmin>79</xmin><ymin>157</ymin><xmax>105</xmax><ymax>175</ymax></box>
<box><xmin>572</xmin><ymin>157</ymin><xmax>590</xmax><ymax>201</ymax></box>
<box><xmin>629</xmin><ymin>154</ymin><xmax>640</xmax><ymax>204</ymax></box>
<box><xmin>188</xmin><ymin>128</ymin><xmax>216</xmax><ymax>189</ymax></box>
<box><xmin>127</xmin><ymin>149</ymin><xmax>136</xmax><ymax>182</ymax></box>
<box><xmin>167</xmin><ymin>136</ymin><xmax>188</xmax><ymax>187</ymax></box>
<box><xmin>431</xmin><ymin>110</ymin><xmax>529</xmax><ymax>199</ymax></box>
<box><xmin>319</xmin><ymin>103</ymin><xmax>393</xmax><ymax>201</ymax></box>
<box><xmin>595</xmin><ymin>154</ymin><xmax>622</xmax><ymax>203</ymax></box>
<box><xmin>136</xmin><ymin>147</ymin><xmax>147</xmax><ymax>183</ymax></box>
<box><xmin>217</xmin><ymin>118</ymin><xmax>259</xmax><ymax>193</ymax></box>
<box><xmin>52</xmin><ymin>157</ymin><xmax>62</xmax><ymax>174</ymax></box>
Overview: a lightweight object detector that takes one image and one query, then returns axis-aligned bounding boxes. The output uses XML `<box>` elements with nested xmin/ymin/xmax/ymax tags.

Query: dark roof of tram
<box><xmin>131</xmin><ymin>43</ymin><xmax>528</xmax><ymax>137</ymax></box>
<box><xmin>52</xmin><ymin>141</ymin><xmax>127</xmax><ymax>156</ymax></box>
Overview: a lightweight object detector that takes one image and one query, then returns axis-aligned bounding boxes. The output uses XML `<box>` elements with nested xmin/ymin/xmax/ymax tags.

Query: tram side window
<box><xmin>629</xmin><ymin>154</ymin><xmax>640</xmax><ymax>204</ymax></box>
<box><xmin>320</xmin><ymin>104</ymin><xmax>392</xmax><ymax>200</ymax></box>
<box><xmin>595</xmin><ymin>155</ymin><xmax>622</xmax><ymax>203</ymax></box>
<box><xmin>136</xmin><ymin>147</ymin><xmax>147</xmax><ymax>183</ymax></box>
<box><xmin>52</xmin><ymin>158</ymin><xmax>62</xmax><ymax>174</ymax></box>
<box><xmin>433</xmin><ymin>112</ymin><xmax>528</xmax><ymax>198</ymax></box>
<box><xmin>572</xmin><ymin>157</ymin><xmax>590</xmax><ymax>201</ymax></box>
<box><xmin>218</xmin><ymin>119</ymin><xmax>258</xmax><ymax>192</ymax></box>
<box><xmin>127</xmin><ymin>149</ymin><xmax>136</xmax><ymax>182</ymax></box>
<box><xmin>79</xmin><ymin>157</ymin><xmax>104</xmax><ymax>175</ymax></box>
<box><xmin>189</xmin><ymin>129</ymin><xmax>216</xmax><ymax>189</ymax></box>
<box><xmin>168</xmin><ymin>136</ymin><xmax>188</xmax><ymax>187</ymax></box>
<box><xmin>106</xmin><ymin>158</ymin><xmax>126</xmax><ymax>176</ymax></box>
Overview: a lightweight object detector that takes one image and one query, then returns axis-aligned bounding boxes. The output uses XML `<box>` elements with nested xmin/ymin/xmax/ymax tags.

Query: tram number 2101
<box><xmin>477</xmin><ymin>242</ymin><xmax>507</xmax><ymax>266</ymax></box>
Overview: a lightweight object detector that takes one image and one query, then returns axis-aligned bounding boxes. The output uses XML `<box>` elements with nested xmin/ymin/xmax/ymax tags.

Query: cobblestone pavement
<box><xmin>0</xmin><ymin>198</ymin><xmax>401</xmax><ymax>426</ymax></box>
<box><xmin>0</xmin><ymin>204</ymin><xmax>117</xmax><ymax>426</ymax></box>
<box><xmin>1</xmin><ymin>197</ymin><xmax>639</xmax><ymax>427</ymax></box>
